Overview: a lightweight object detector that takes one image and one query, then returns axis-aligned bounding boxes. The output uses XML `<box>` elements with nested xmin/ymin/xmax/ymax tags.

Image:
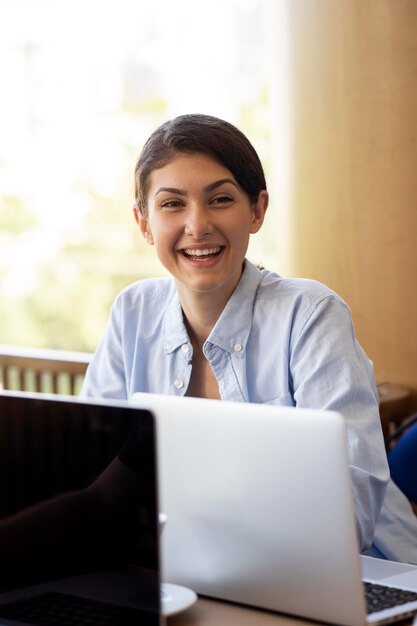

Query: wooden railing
<box><xmin>0</xmin><ymin>345</ymin><xmax>413</xmax><ymax>436</ymax></box>
<box><xmin>0</xmin><ymin>344</ymin><xmax>92</xmax><ymax>396</ymax></box>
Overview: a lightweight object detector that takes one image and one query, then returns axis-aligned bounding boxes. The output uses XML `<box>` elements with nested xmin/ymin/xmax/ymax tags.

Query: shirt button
<box><xmin>181</xmin><ymin>344</ymin><xmax>190</xmax><ymax>353</ymax></box>
<box><xmin>164</xmin><ymin>342</ymin><xmax>172</xmax><ymax>351</ymax></box>
<box><xmin>174</xmin><ymin>379</ymin><xmax>184</xmax><ymax>389</ymax></box>
<box><xmin>233</xmin><ymin>343</ymin><xmax>242</xmax><ymax>352</ymax></box>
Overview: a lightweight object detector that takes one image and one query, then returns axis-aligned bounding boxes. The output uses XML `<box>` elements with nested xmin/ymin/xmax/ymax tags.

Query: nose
<box><xmin>184</xmin><ymin>203</ymin><xmax>213</xmax><ymax>238</ymax></box>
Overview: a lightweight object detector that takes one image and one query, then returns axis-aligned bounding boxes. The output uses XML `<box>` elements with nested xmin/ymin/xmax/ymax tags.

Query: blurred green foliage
<box><xmin>0</xmin><ymin>91</ymin><xmax>273</xmax><ymax>354</ymax></box>
<box><xmin>0</xmin><ymin>157</ymin><xmax>164</xmax><ymax>352</ymax></box>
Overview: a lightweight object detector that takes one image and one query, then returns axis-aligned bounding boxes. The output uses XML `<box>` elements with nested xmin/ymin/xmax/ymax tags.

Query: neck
<box><xmin>179</xmin><ymin>291</ymin><xmax>225</xmax><ymax>348</ymax></box>
<box><xmin>174</xmin><ymin>263</ymin><xmax>245</xmax><ymax>347</ymax></box>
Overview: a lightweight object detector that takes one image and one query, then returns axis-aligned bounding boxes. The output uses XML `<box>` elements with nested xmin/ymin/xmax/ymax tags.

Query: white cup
<box><xmin>158</xmin><ymin>512</ymin><xmax>168</xmax><ymax>536</ymax></box>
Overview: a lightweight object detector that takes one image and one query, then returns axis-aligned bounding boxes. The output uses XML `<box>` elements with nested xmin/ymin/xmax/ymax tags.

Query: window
<box><xmin>0</xmin><ymin>0</ymin><xmax>278</xmax><ymax>351</ymax></box>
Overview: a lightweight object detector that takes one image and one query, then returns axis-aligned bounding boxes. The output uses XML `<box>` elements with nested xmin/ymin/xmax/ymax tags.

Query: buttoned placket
<box><xmin>164</xmin><ymin>340</ymin><xmax>193</xmax><ymax>396</ymax></box>
<box><xmin>203</xmin><ymin>340</ymin><xmax>247</xmax><ymax>402</ymax></box>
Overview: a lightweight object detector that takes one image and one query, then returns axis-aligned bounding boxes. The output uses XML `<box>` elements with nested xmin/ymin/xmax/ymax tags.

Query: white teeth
<box><xmin>183</xmin><ymin>247</ymin><xmax>221</xmax><ymax>257</ymax></box>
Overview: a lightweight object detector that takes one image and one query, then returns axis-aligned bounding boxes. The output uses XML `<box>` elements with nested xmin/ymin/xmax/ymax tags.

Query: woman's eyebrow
<box><xmin>204</xmin><ymin>178</ymin><xmax>239</xmax><ymax>193</ymax></box>
<box><xmin>153</xmin><ymin>178</ymin><xmax>238</xmax><ymax>199</ymax></box>
<box><xmin>154</xmin><ymin>186</ymin><xmax>187</xmax><ymax>198</ymax></box>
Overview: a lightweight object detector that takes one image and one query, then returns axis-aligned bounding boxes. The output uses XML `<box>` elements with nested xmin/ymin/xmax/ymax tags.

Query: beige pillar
<box><xmin>280</xmin><ymin>0</ymin><xmax>417</xmax><ymax>408</ymax></box>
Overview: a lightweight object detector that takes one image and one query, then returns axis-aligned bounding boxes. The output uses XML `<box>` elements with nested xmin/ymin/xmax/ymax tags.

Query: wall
<box><xmin>279</xmin><ymin>0</ymin><xmax>417</xmax><ymax>408</ymax></box>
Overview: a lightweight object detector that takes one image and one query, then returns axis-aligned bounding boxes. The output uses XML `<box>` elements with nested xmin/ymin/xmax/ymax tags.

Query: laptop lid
<box><xmin>131</xmin><ymin>392</ymin><xmax>365</xmax><ymax>625</ymax></box>
<box><xmin>0</xmin><ymin>391</ymin><xmax>161</xmax><ymax>625</ymax></box>
<box><xmin>131</xmin><ymin>392</ymin><xmax>417</xmax><ymax>626</ymax></box>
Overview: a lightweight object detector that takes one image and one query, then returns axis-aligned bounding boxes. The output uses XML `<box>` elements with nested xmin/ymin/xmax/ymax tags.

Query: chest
<box><xmin>185</xmin><ymin>349</ymin><xmax>221</xmax><ymax>400</ymax></box>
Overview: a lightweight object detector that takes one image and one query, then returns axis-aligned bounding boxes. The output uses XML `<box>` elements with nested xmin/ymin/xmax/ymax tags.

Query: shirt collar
<box><xmin>162</xmin><ymin>288</ymin><xmax>190</xmax><ymax>354</ymax></box>
<box><xmin>162</xmin><ymin>260</ymin><xmax>263</xmax><ymax>355</ymax></box>
<box><xmin>207</xmin><ymin>260</ymin><xmax>263</xmax><ymax>354</ymax></box>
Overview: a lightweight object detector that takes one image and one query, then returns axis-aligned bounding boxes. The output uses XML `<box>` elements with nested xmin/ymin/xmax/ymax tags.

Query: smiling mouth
<box><xmin>181</xmin><ymin>246</ymin><xmax>224</xmax><ymax>260</ymax></box>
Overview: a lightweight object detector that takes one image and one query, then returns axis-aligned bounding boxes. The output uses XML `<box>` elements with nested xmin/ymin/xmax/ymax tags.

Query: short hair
<box><xmin>134</xmin><ymin>113</ymin><xmax>267</xmax><ymax>216</ymax></box>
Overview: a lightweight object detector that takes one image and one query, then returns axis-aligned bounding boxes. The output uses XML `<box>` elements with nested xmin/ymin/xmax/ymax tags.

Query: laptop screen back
<box><xmin>132</xmin><ymin>392</ymin><xmax>368</xmax><ymax>626</ymax></box>
<box><xmin>0</xmin><ymin>391</ymin><xmax>159</xmax><ymax>613</ymax></box>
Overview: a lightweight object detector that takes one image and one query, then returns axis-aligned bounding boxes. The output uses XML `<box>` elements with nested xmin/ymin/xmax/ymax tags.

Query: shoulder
<box><xmin>256</xmin><ymin>268</ymin><xmax>347</xmax><ymax>309</ymax></box>
<box><xmin>107</xmin><ymin>277</ymin><xmax>178</xmax><ymax>331</ymax></box>
<box><xmin>113</xmin><ymin>276</ymin><xmax>176</xmax><ymax>311</ymax></box>
<box><xmin>252</xmin><ymin>268</ymin><xmax>354</xmax><ymax>341</ymax></box>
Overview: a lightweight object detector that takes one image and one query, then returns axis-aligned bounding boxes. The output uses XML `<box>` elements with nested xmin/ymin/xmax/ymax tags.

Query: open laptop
<box><xmin>132</xmin><ymin>392</ymin><xmax>417</xmax><ymax>626</ymax></box>
<box><xmin>0</xmin><ymin>391</ymin><xmax>165</xmax><ymax>626</ymax></box>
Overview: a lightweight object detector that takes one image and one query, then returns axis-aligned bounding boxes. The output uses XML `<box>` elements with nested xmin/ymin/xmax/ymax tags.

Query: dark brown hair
<box><xmin>134</xmin><ymin>113</ymin><xmax>267</xmax><ymax>216</ymax></box>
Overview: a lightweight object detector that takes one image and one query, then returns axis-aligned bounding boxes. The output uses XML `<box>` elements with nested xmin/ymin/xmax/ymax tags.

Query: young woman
<box><xmin>79</xmin><ymin>114</ymin><xmax>417</xmax><ymax>564</ymax></box>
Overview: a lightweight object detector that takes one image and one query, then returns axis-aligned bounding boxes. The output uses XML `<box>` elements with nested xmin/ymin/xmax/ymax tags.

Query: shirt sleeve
<box><xmin>80</xmin><ymin>296</ymin><xmax>128</xmax><ymax>400</ymax></box>
<box><xmin>289</xmin><ymin>293</ymin><xmax>389</xmax><ymax>551</ymax></box>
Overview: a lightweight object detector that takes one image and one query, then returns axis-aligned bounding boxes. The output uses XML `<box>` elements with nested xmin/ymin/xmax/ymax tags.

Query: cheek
<box><xmin>228</xmin><ymin>217</ymin><xmax>252</xmax><ymax>242</ymax></box>
<box><xmin>148</xmin><ymin>219</ymin><xmax>177</xmax><ymax>252</ymax></box>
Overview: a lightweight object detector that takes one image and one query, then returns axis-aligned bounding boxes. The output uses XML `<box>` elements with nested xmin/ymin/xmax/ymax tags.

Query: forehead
<box><xmin>147</xmin><ymin>153</ymin><xmax>237</xmax><ymax>193</ymax></box>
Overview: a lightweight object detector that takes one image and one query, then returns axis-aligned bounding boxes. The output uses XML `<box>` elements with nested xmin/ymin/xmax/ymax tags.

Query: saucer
<box><xmin>161</xmin><ymin>582</ymin><xmax>197</xmax><ymax>616</ymax></box>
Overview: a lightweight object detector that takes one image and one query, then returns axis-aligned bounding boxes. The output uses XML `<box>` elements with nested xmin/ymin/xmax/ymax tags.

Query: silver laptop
<box><xmin>132</xmin><ymin>392</ymin><xmax>417</xmax><ymax>626</ymax></box>
<box><xmin>0</xmin><ymin>391</ymin><xmax>164</xmax><ymax>626</ymax></box>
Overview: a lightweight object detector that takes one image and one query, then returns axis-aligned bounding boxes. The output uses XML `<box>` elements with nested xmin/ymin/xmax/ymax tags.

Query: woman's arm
<box><xmin>289</xmin><ymin>294</ymin><xmax>389</xmax><ymax>550</ymax></box>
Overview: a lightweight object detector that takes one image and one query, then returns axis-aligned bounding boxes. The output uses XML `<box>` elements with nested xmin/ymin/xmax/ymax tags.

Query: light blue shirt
<box><xmin>81</xmin><ymin>259</ymin><xmax>417</xmax><ymax>563</ymax></box>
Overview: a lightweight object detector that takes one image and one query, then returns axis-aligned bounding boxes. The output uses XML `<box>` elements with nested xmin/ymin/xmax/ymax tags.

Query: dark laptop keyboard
<box><xmin>3</xmin><ymin>583</ymin><xmax>417</xmax><ymax>624</ymax></box>
<box><xmin>365</xmin><ymin>581</ymin><xmax>417</xmax><ymax>614</ymax></box>
<box><xmin>0</xmin><ymin>591</ymin><xmax>158</xmax><ymax>626</ymax></box>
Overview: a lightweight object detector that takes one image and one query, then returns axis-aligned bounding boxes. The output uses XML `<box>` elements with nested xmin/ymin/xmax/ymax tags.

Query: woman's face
<box><xmin>135</xmin><ymin>152</ymin><xmax>268</xmax><ymax>304</ymax></box>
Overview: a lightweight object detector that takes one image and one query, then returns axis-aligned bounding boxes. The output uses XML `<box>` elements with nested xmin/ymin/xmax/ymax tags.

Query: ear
<box><xmin>133</xmin><ymin>204</ymin><xmax>154</xmax><ymax>245</ymax></box>
<box><xmin>250</xmin><ymin>190</ymin><xmax>269</xmax><ymax>234</ymax></box>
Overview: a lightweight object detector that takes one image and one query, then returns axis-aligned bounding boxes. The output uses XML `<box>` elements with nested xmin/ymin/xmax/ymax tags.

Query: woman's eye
<box><xmin>160</xmin><ymin>199</ymin><xmax>184</xmax><ymax>210</ymax></box>
<box><xmin>211</xmin><ymin>195</ymin><xmax>233</xmax><ymax>206</ymax></box>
